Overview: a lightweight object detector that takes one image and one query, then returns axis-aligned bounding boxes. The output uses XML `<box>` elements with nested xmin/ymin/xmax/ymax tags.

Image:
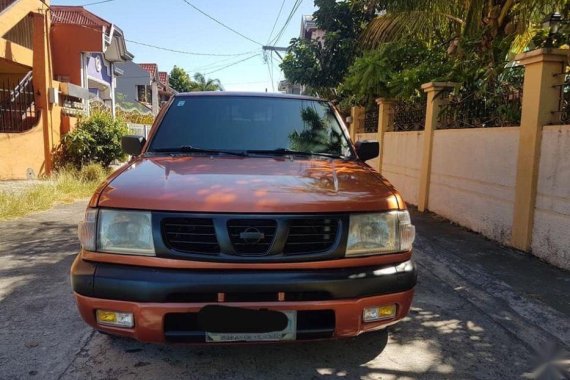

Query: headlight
<box><xmin>346</xmin><ymin>211</ymin><xmax>415</xmax><ymax>257</ymax></box>
<box><xmin>78</xmin><ymin>208</ymin><xmax>98</xmax><ymax>251</ymax></box>
<box><xmin>98</xmin><ymin>209</ymin><xmax>155</xmax><ymax>255</ymax></box>
<box><xmin>77</xmin><ymin>208</ymin><xmax>155</xmax><ymax>256</ymax></box>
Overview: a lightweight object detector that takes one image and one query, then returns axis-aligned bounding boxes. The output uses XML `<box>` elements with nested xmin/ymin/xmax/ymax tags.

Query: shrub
<box><xmin>57</xmin><ymin>110</ymin><xmax>128</xmax><ymax>169</ymax></box>
<box><xmin>79</xmin><ymin>163</ymin><xmax>109</xmax><ymax>182</ymax></box>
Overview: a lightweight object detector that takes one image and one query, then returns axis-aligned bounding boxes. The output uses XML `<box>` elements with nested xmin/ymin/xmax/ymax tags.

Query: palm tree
<box><xmin>362</xmin><ymin>0</ymin><xmax>567</xmax><ymax>58</ymax></box>
<box><xmin>188</xmin><ymin>73</ymin><xmax>224</xmax><ymax>92</ymax></box>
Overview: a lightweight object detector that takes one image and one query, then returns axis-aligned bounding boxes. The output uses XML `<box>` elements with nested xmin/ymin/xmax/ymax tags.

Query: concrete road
<box><xmin>0</xmin><ymin>201</ymin><xmax>568</xmax><ymax>380</ymax></box>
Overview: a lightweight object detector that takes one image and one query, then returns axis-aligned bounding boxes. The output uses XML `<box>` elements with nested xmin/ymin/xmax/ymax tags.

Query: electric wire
<box><xmin>181</xmin><ymin>0</ymin><xmax>263</xmax><ymax>46</ymax></box>
<box><xmin>269</xmin><ymin>0</ymin><xmax>303</xmax><ymax>45</ymax></box>
<box><xmin>204</xmin><ymin>54</ymin><xmax>260</xmax><ymax>75</ymax></box>
<box><xmin>125</xmin><ymin>39</ymin><xmax>257</xmax><ymax>57</ymax></box>
<box><xmin>79</xmin><ymin>0</ymin><xmax>115</xmax><ymax>6</ymax></box>
<box><xmin>266</xmin><ymin>0</ymin><xmax>286</xmax><ymax>44</ymax></box>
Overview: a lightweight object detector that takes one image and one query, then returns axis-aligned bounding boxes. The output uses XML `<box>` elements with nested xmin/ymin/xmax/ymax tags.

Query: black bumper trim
<box><xmin>71</xmin><ymin>257</ymin><xmax>417</xmax><ymax>303</ymax></box>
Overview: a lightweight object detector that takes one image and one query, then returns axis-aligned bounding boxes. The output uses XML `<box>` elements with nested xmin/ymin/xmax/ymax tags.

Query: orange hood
<box><xmin>96</xmin><ymin>156</ymin><xmax>401</xmax><ymax>213</ymax></box>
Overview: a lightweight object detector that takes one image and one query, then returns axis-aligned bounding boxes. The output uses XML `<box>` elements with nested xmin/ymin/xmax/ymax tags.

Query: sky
<box><xmin>51</xmin><ymin>0</ymin><xmax>316</xmax><ymax>92</ymax></box>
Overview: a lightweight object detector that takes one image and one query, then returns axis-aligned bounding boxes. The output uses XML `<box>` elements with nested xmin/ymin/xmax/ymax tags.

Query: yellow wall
<box><xmin>0</xmin><ymin>116</ymin><xmax>46</xmax><ymax>179</ymax></box>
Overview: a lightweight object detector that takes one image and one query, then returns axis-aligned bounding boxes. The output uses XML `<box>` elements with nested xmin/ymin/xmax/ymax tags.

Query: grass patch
<box><xmin>0</xmin><ymin>164</ymin><xmax>110</xmax><ymax>221</ymax></box>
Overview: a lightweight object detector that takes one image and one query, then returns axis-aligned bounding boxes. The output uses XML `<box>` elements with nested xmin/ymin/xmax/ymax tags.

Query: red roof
<box><xmin>158</xmin><ymin>72</ymin><xmax>168</xmax><ymax>86</ymax></box>
<box><xmin>51</xmin><ymin>6</ymin><xmax>111</xmax><ymax>28</ymax></box>
<box><xmin>139</xmin><ymin>63</ymin><xmax>158</xmax><ymax>79</ymax></box>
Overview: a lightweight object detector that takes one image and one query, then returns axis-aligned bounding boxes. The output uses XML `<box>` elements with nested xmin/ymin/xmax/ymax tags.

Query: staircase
<box><xmin>0</xmin><ymin>71</ymin><xmax>39</xmax><ymax>133</ymax></box>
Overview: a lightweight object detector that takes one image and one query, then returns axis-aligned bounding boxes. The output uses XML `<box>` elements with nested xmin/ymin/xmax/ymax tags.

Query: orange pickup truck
<box><xmin>72</xmin><ymin>92</ymin><xmax>416</xmax><ymax>343</ymax></box>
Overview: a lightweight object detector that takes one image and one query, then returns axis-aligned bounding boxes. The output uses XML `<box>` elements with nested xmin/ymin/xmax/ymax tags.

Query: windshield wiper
<box><xmin>247</xmin><ymin>148</ymin><xmax>347</xmax><ymax>159</ymax></box>
<box><xmin>151</xmin><ymin>145</ymin><xmax>248</xmax><ymax>157</ymax></box>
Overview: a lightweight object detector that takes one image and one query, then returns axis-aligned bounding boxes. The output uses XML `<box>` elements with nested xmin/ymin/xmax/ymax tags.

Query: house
<box><xmin>50</xmin><ymin>5</ymin><xmax>133</xmax><ymax>117</ymax></box>
<box><xmin>0</xmin><ymin>0</ymin><xmax>60</xmax><ymax>179</ymax></box>
<box><xmin>0</xmin><ymin>1</ymin><xmax>135</xmax><ymax>179</ymax></box>
<box><xmin>114</xmin><ymin>60</ymin><xmax>154</xmax><ymax>114</ymax></box>
<box><xmin>300</xmin><ymin>15</ymin><xmax>325</xmax><ymax>42</ymax></box>
<box><xmin>116</xmin><ymin>63</ymin><xmax>175</xmax><ymax>116</ymax></box>
<box><xmin>157</xmin><ymin>71</ymin><xmax>176</xmax><ymax>106</ymax></box>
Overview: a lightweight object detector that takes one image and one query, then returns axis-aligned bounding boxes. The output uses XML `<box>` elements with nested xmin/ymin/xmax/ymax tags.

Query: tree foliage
<box><xmin>280</xmin><ymin>0</ymin><xmax>377</xmax><ymax>96</ymax></box>
<box><xmin>362</xmin><ymin>0</ymin><xmax>568</xmax><ymax>65</ymax></box>
<box><xmin>189</xmin><ymin>73</ymin><xmax>223</xmax><ymax>91</ymax></box>
<box><xmin>169</xmin><ymin>67</ymin><xmax>223</xmax><ymax>92</ymax></box>
<box><xmin>342</xmin><ymin>40</ymin><xmax>451</xmax><ymax>102</ymax></box>
<box><xmin>169</xmin><ymin>66</ymin><xmax>192</xmax><ymax>93</ymax></box>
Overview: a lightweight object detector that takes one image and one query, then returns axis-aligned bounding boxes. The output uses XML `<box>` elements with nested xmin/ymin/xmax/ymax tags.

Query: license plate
<box><xmin>201</xmin><ymin>306</ymin><xmax>297</xmax><ymax>343</ymax></box>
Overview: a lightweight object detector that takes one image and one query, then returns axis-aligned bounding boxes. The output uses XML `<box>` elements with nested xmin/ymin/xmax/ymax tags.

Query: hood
<box><xmin>97</xmin><ymin>156</ymin><xmax>400</xmax><ymax>213</ymax></box>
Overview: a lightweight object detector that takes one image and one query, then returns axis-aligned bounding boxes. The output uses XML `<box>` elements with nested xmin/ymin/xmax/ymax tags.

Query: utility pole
<box><xmin>262</xmin><ymin>45</ymin><xmax>288</xmax><ymax>60</ymax></box>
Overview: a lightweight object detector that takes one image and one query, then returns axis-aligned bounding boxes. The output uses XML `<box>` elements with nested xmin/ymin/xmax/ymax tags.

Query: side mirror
<box><xmin>122</xmin><ymin>135</ymin><xmax>146</xmax><ymax>156</ymax></box>
<box><xmin>355</xmin><ymin>140</ymin><xmax>379</xmax><ymax>161</ymax></box>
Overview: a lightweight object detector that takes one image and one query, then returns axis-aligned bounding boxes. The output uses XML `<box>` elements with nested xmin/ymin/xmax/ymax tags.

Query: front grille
<box><xmin>284</xmin><ymin>218</ymin><xmax>339</xmax><ymax>254</ymax></box>
<box><xmin>162</xmin><ymin>218</ymin><xmax>220</xmax><ymax>254</ymax></box>
<box><xmin>156</xmin><ymin>213</ymin><xmax>345</xmax><ymax>261</ymax></box>
<box><xmin>227</xmin><ymin>219</ymin><xmax>277</xmax><ymax>255</ymax></box>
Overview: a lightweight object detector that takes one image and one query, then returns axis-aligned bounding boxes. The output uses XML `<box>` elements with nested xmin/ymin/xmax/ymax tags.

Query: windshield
<box><xmin>148</xmin><ymin>96</ymin><xmax>353</xmax><ymax>158</ymax></box>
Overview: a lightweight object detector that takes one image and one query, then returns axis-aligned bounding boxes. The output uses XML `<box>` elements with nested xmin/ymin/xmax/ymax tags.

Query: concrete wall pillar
<box><xmin>511</xmin><ymin>48</ymin><xmax>569</xmax><ymax>251</ymax></box>
<box><xmin>349</xmin><ymin>106</ymin><xmax>365</xmax><ymax>142</ymax></box>
<box><xmin>375</xmin><ymin>98</ymin><xmax>394</xmax><ymax>174</ymax></box>
<box><xmin>151</xmin><ymin>81</ymin><xmax>159</xmax><ymax>115</ymax></box>
<box><xmin>417</xmin><ymin>82</ymin><xmax>457</xmax><ymax>212</ymax></box>
<box><xmin>32</xmin><ymin>9</ymin><xmax>54</xmax><ymax>175</ymax></box>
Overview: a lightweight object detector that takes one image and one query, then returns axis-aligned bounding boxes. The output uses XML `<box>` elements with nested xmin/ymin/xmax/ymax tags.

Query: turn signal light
<box><xmin>96</xmin><ymin>310</ymin><xmax>134</xmax><ymax>328</ymax></box>
<box><xmin>363</xmin><ymin>304</ymin><xmax>397</xmax><ymax>322</ymax></box>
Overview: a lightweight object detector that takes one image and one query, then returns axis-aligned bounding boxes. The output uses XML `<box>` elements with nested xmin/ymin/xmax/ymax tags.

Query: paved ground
<box><xmin>0</xmin><ymin>201</ymin><xmax>568</xmax><ymax>380</ymax></box>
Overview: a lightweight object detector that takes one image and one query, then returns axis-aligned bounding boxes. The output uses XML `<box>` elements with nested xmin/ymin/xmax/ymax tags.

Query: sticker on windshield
<box><xmin>177</xmin><ymin>100</ymin><xmax>186</xmax><ymax>107</ymax></box>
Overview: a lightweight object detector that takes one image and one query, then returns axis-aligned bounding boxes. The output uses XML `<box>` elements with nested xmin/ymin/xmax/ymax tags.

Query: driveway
<box><xmin>0</xmin><ymin>201</ymin><xmax>568</xmax><ymax>380</ymax></box>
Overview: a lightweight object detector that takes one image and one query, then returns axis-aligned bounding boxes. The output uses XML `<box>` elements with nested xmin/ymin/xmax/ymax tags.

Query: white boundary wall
<box><xmin>532</xmin><ymin>125</ymin><xmax>570</xmax><ymax>269</ymax></box>
<box><xmin>382</xmin><ymin>131</ymin><xmax>424</xmax><ymax>205</ymax></box>
<box><xmin>427</xmin><ymin>127</ymin><xmax>520</xmax><ymax>244</ymax></box>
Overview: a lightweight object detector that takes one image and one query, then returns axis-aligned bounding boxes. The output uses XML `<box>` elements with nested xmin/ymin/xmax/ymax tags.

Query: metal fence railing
<box><xmin>364</xmin><ymin>109</ymin><xmax>379</xmax><ymax>133</ymax></box>
<box><xmin>438</xmin><ymin>87</ymin><xmax>523</xmax><ymax>129</ymax></box>
<box><xmin>557</xmin><ymin>69</ymin><xmax>569</xmax><ymax>125</ymax></box>
<box><xmin>438</xmin><ymin>66</ymin><xmax>524</xmax><ymax>129</ymax></box>
<box><xmin>392</xmin><ymin>97</ymin><xmax>426</xmax><ymax>131</ymax></box>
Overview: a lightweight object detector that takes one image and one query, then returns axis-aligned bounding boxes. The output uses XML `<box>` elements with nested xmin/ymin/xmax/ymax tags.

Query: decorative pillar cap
<box><xmin>375</xmin><ymin>97</ymin><xmax>394</xmax><ymax>105</ymax></box>
<box><xmin>515</xmin><ymin>48</ymin><xmax>569</xmax><ymax>66</ymax></box>
<box><xmin>421</xmin><ymin>82</ymin><xmax>459</xmax><ymax>93</ymax></box>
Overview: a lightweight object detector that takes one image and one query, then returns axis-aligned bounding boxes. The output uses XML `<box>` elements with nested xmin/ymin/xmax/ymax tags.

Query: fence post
<box><xmin>349</xmin><ymin>106</ymin><xmax>365</xmax><ymax>142</ymax></box>
<box><xmin>417</xmin><ymin>82</ymin><xmax>457</xmax><ymax>212</ymax></box>
<box><xmin>375</xmin><ymin>98</ymin><xmax>394</xmax><ymax>174</ymax></box>
<box><xmin>511</xmin><ymin>48</ymin><xmax>569</xmax><ymax>251</ymax></box>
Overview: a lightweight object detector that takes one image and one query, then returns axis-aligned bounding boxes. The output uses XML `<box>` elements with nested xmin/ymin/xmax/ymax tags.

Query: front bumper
<box><xmin>71</xmin><ymin>256</ymin><xmax>417</xmax><ymax>343</ymax></box>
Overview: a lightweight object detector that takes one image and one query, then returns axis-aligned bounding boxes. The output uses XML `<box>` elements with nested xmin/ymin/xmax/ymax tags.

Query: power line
<box><xmin>267</xmin><ymin>0</ymin><xmax>286</xmax><ymax>44</ymax></box>
<box><xmin>270</xmin><ymin>0</ymin><xmax>303</xmax><ymax>45</ymax></box>
<box><xmin>181</xmin><ymin>0</ymin><xmax>263</xmax><ymax>46</ymax></box>
<box><xmin>125</xmin><ymin>39</ymin><xmax>258</xmax><ymax>57</ymax></box>
<box><xmin>205</xmin><ymin>54</ymin><xmax>260</xmax><ymax>75</ymax></box>
<box><xmin>79</xmin><ymin>0</ymin><xmax>115</xmax><ymax>6</ymax></box>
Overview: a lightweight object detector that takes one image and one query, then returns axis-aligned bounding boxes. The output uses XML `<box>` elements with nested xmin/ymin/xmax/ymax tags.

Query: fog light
<box><xmin>96</xmin><ymin>310</ymin><xmax>134</xmax><ymax>328</ymax></box>
<box><xmin>363</xmin><ymin>305</ymin><xmax>397</xmax><ymax>322</ymax></box>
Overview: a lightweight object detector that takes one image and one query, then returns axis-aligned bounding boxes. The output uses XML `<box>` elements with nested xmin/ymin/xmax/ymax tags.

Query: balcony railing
<box><xmin>0</xmin><ymin>0</ymin><xmax>17</xmax><ymax>14</ymax></box>
<box><xmin>0</xmin><ymin>72</ymin><xmax>39</xmax><ymax>133</ymax></box>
